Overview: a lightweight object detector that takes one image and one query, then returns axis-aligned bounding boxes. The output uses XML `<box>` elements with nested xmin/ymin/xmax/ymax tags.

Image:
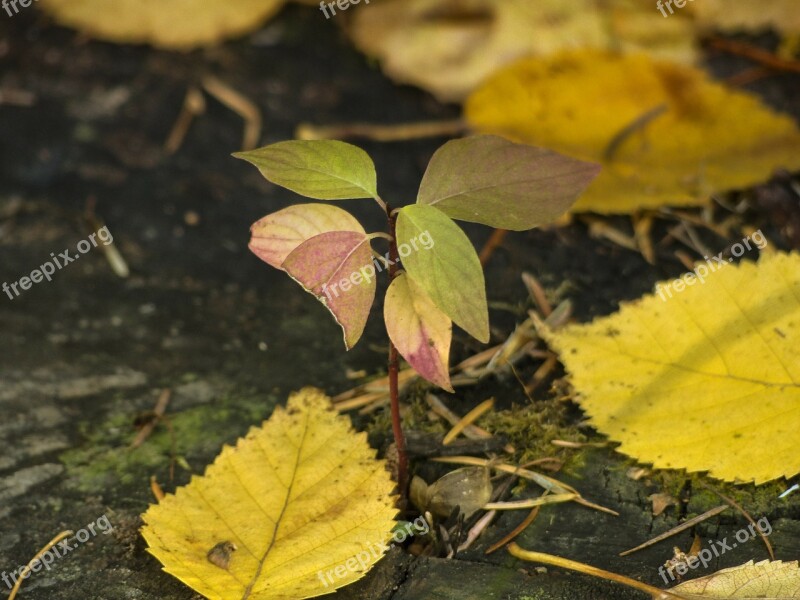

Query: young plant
<box><xmin>235</xmin><ymin>135</ymin><xmax>600</xmax><ymax>492</ymax></box>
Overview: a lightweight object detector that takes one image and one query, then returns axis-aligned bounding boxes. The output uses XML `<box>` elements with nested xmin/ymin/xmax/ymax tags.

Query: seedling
<box><xmin>235</xmin><ymin>134</ymin><xmax>600</xmax><ymax>492</ymax></box>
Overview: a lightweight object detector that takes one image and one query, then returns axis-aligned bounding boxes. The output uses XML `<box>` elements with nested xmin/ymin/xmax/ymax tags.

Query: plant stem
<box><xmin>385</xmin><ymin>203</ymin><xmax>408</xmax><ymax>495</ymax></box>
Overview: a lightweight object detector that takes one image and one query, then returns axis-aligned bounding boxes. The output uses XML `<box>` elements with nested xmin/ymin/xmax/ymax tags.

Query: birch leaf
<box><xmin>396</xmin><ymin>205</ymin><xmax>489</xmax><ymax>343</ymax></box>
<box><xmin>235</xmin><ymin>141</ymin><xmax>378</xmax><ymax>200</ymax></box>
<box><xmin>249</xmin><ymin>204</ymin><xmax>365</xmax><ymax>270</ymax></box>
<box><xmin>384</xmin><ymin>273</ymin><xmax>453</xmax><ymax>392</ymax></box>
<box><xmin>39</xmin><ymin>0</ymin><xmax>286</xmax><ymax>49</ymax></box>
<box><xmin>141</xmin><ymin>388</ymin><xmax>398</xmax><ymax>600</ymax></box>
<box><xmin>543</xmin><ymin>251</ymin><xmax>800</xmax><ymax>484</ymax></box>
<box><xmin>417</xmin><ymin>135</ymin><xmax>599</xmax><ymax>230</ymax></box>
<box><xmin>667</xmin><ymin>560</ymin><xmax>800</xmax><ymax>599</ymax></box>
<box><xmin>466</xmin><ymin>51</ymin><xmax>800</xmax><ymax>214</ymax></box>
<box><xmin>282</xmin><ymin>231</ymin><xmax>376</xmax><ymax>350</ymax></box>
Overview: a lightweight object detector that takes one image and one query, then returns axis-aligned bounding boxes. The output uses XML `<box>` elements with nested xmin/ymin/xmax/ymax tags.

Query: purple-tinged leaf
<box><xmin>249</xmin><ymin>203</ymin><xmax>364</xmax><ymax>269</ymax></box>
<box><xmin>282</xmin><ymin>231</ymin><xmax>376</xmax><ymax>350</ymax></box>
<box><xmin>417</xmin><ymin>135</ymin><xmax>600</xmax><ymax>230</ymax></box>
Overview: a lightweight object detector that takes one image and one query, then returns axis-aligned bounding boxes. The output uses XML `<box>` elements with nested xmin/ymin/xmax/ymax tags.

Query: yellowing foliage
<box><xmin>141</xmin><ymin>388</ymin><xmax>397</xmax><ymax>600</ymax></box>
<box><xmin>39</xmin><ymin>0</ymin><xmax>286</xmax><ymax>49</ymax></box>
<box><xmin>466</xmin><ymin>51</ymin><xmax>800</xmax><ymax>214</ymax></box>
<box><xmin>544</xmin><ymin>252</ymin><xmax>800</xmax><ymax>484</ymax></box>
<box><xmin>669</xmin><ymin>560</ymin><xmax>800</xmax><ymax>598</ymax></box>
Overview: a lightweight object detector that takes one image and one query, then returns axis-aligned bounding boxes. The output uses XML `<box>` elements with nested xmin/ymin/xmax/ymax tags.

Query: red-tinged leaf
<box><xmin>249</xmin><ymin>204</ymin><xmax>365</xmax><ymax>269</ymax></box>
<box><xmin>417</xmin><ymin>135</ymin><xmax>600</xmax><ymax>230</ymax></box>
<box><xmin>385</xmin><ymin>273</ymin><xmax>453</xmax><ymax>391</ymax></box>
<box><xmin>282</xmin><ymin>231</ymin><xmax>376</xmax><ymax>350</ymax></box>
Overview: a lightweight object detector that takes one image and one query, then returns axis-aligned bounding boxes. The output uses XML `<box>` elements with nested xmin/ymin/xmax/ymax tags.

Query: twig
<box><xmin>485</xmin><ymin>500</ymin><xmax>544</xmax><ymax>555</ymax></box>
<box><xmin>699</xmin><ymin>485</ymin><xmax>775</xmax><ymax>560</ymax></box>
<box><xmin>708</xmin><ymin>37</ymin><xmax>800</xmax><ymax>74</ymax></box>
<box><xmin>508</xmin><ymin>544</ymin><xmax>688</xmax><ymax>600</ymax></box>
<box><xmin>443</xmin><ymin>398</ymin><xmax>495</xmax><ymax>445</ymax></box>
<box><xmin>164</xmin><ymin>86</ymin><xmax>206</xmax><ymax>154</ymax></box>
<box><xmin>478</xmin><ymin>229</ymin><xmax>508</xmax><ymax>266</ymax></box>
<box><xmin>295</xmin><ymin>119</ymin><xmax>467</xmax><ymax>142</ymax></box>
<box><xmin>619</xmin><ymin>505</ymin><xmax>728</xmax><ymax>556</ymax></box>
<box><xmin>202</xmin><ymin>75</ymin><xmax>262</xmax><ymax>150</ymax></box>
<box><xmin>8</xmin><ymin>531</ymin><xmax>74</xmax><ymax>600</ymax></box>
<box><xmin>131</xmin><ymin>389</ymin><xmax>171</xmax><ymax>448</ymax></box>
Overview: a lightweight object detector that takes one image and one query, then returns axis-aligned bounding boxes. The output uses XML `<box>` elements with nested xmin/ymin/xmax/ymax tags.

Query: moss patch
<box><xmin>60</xmin><ymin>391</ymin><xmax>278</xmax><ymax>494</ymax></box>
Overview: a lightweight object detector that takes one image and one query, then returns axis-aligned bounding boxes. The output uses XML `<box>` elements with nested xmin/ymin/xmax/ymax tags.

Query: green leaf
<box><xmin>249</xmin><ymin>203</ymin><xmax>365</xmax><ymax>269</ymax></box>
<box><xmin>385</xmin><ymin>273</ymin><xmax>453</xmax><ymax>391</ymax></box>
<box><xmin>234</xmin><ymin>140</ymin><xmax>378</xmax><ymax>200</ymax></box>
<box><xmin>417</xmin><ymin>135</ymin><xmax>600</xmax><ymax>230</ymax></box>
<box><xmin>396</xmin><ymin>205</ymin><xmax>489</xmax><ymax>343</ymax></box>
<box><xmin>282</xmin><ymin>231</ymin><xmax>376</xmax><ymax>350</ymax></box>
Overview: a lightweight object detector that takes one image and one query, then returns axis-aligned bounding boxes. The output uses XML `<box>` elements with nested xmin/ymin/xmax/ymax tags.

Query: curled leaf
<box><xmin>283</xmin><ymin>230</ymin><xmax>376</xmax><ymax>350</ymax></box>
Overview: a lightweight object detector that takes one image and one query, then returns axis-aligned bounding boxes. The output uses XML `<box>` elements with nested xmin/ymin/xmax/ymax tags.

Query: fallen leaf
<box><xmin>396</xmin><ymin>205</ymin><xmax>489</xmax><ymax>343</ymax></box>
<box><xmin>416</xmin><ymin>135</ymin><xmax>599</xmax><ymax>231</ymax></box>
<box><xmin>347</xmin><ymin>0</ymin><xmax>696</xmax><ymax>102</ymax></box>
<box><xmin>543</xmin><ymin>251</ymin><xmax>800</xmax><ymax>484</ymax></box>
<box><xmin>39</xmin><ymin>0</ymin><xmax>286</xmax><ymax>49</ymax></box>
<box><xmin>249</xmin><ymin>204</ymin><xmax>365</xmax><ymax>270</ymax></box>
<box><xmin>466</xmin><ymin>51</ymin><xmax>800</xmax><ymax>213</ymax></box>
<box><xmin>235</xmin><ymin>140</ymin><xmax>378</xmax><ymax>200</ymax></box>
<box><xmin>282</xmin><ymin>231</ymin><xmax>376</xmax><ymax>350</ymax></box>
<box><xmin>141</xmin><ymin>388</ymin><xmax>397</xmax><ymax>600</ymax></box>
<box><xmin>649</xmin><ymin>492</ymin><xmax>678</xmax><ymax>517</ymax></box>
<box><xmin>668</xmin><ymin>559</ymin><xmax>800</xmax><ymax>598</ymax></box>
<box><xmin>384</xmin><ymin>272</ymin><xmax>453</xmax><ymax>391</ymax></box>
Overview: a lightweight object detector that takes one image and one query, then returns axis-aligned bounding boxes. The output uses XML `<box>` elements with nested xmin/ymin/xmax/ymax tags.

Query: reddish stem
<box><xmin>386</xmin><ymin>205</ymin><xmax>408</xmax><ymax>495</ymax></box>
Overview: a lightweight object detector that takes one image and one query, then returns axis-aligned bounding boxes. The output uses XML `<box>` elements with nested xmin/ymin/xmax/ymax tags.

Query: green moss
<box><xmin>60</xmin><ymin>391</ymin><xmax>278</xmax><ymax>493</ymax></box>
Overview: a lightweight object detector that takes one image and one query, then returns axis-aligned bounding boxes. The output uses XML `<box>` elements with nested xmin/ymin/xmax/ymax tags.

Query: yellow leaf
<box><xmin>141</xmin><ymin>388</ymin><xmax>398</xmax><ymax>600</ymax></box>
<box><xmin>39</xmin><ymin>0</ymin><xmax>286</xmax><ymax>49</ymax></box>
<box><xmin>543</xmin><ymin>252</ymin><xmax>800</xmax><ymax>484</ymax></box>
<box><xmin>668</xmin><ymin>560</ymin><xmax>800</xmax><ymax>598</ymax></box>
<box><xmin>347</xmin><ymin>0</ymin><xmax>696</xmax><ymax>102</ymax></box>
<box><xmin>465</xmin><ymin>51</ymin><xmax>800</xmax><ymax>213</ymax></box>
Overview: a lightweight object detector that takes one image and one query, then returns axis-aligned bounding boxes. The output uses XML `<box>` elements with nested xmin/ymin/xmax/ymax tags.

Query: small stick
<box><xmin>619</xmin><ymin>504</ymin><xmax>728</xmax><ymax>556</ymax></box>
<box><xmin>485</xmin><ymin>495</ymin><xmax>545</xmax><ymax>555</ymax></box>
<box><xmin>603</xmin><ymin>104</ymin><xmax>667</xmax><ymax>162</ymax></box>
<box><xmin>131</xmin><ymin>389</ymin><xmax>171</xmax><ymax>448</ymax></box>
<box><xmin>478</xmin><ymin>229</ymin><xmax>508</xmax><ymax>266</ymax></box>
<box><xmin>708</xmin><ymin>37</ymin><xmax>800</xmax><ymax>74</ymax></box>
<box><xmin>443</xmin><ymin>398</ymin><xmax>495</xmax><ymax>445</ymax></box>
<box><xmin>521</xmin><ymin>272</ymin><xmax>552</xmax><ymax>317</ymax></box>
<box><xmin>150</xmin><ymin>475</ymin><xmax>165</xmax><ymax>502</ymax></box>
<box><xmin>202</xmin><ymin>75</ymin><xmax>262</xmax><ymax>150</ymax></box>
<box><xmin>295</xmin><ymin>119</ymin><xmax>467</xmax><ymax>142</ymax></box>
<box><xmin>699</xmin><ymin>485</ymin><xmax>774</xmax><ymax>560</ymax></box>
<box><xmin>458</xmin><ymin>509</ymin><xmax>497</xmax><ymax>552</ymax></box>
<box><xmin>164</xmin><ymin>86</ymin><xmax>206</xmax><ymax>154</ymax></box>
<box><xmin>484</xmin><ymin>493</ymin><xmax>577</xmax><ymax>510</ymax></box>
<box><xmin>8</xmin><ymin>530</ymin><xmax>74</xmax><ymax>600</ymax></box>
<box><xmin>508</xmin><ymin>544</ymin><xmax>688</xmax><ymax>600</ymax></box>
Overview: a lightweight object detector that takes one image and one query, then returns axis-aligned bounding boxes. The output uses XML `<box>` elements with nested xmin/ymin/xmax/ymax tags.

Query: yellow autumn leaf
<box><xmin>668</xmin><ymin>560</ymin><xmax>800</xmax><ymax>599</ymax></box>
<box><xmin>347</xmin><ymin>0</ymin><xmax>696</xmax><ymax>102</ymax></box>
<box><xmin>39</xmin><ymin>0</ymin><xmax>286</xmax><ymax>49</ymax></box>
<box><xmin>465</xmin><ymin>51</ymin><xmax>800</xmax><ymax>213</ymax></box>
<box><xmin>141</xmin><ymin>388</ymin><xmax>398</xmax><ymax>600</ymax></box>
<box><xmin>543</xmin><ymin>251</ymin><xmax>800</xmax><ymax>484</ymax></box>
